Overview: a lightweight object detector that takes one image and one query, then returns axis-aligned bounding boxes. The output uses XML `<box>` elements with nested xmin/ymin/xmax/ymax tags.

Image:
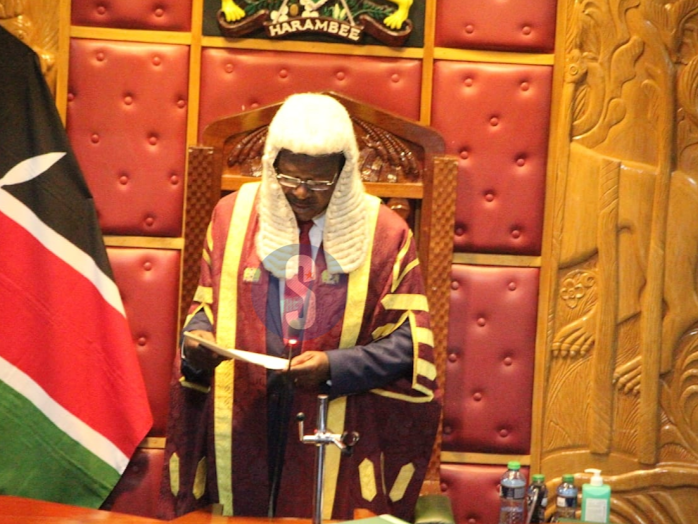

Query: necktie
<box><xmin>283</xmin><ymin>221</ymin><xmax>315</xmax><ymax>342</ymax></box>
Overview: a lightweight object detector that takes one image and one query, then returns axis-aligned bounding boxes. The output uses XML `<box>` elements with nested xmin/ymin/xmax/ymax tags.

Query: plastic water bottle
<box><xmin>527</xmin><ymin>474</ymin><xmax>548</xmax><ymax>523</ymax></box>
<box><xmin>554</xmin><ymin>474</ymin><xmax>578</xmax><ymax>520</ymax></box>
<box><xmin>499</xmin><ymin>461</ymin><xmax>527</xmax><ymax>524</ymax></box>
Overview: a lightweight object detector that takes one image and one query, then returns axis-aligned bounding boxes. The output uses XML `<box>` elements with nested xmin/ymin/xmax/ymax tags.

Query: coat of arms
<box><xmin>217</xmin><ymin>0</ymin><xmax>414</xmax><ymax>46</ymax></box>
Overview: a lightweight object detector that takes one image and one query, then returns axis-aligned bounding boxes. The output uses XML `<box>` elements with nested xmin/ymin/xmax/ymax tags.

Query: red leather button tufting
<box><xmin>67</xmin><ymin>92</ymin><xmax>75</xmax><ymax>102</ymax></box>
<box><xmin>459</xmin><ymin>149</ymin><xmax>469</xmax><ymax>160</ymax></box>
<box><xmin>152</xmin><ymin>56</ymin><xmax>162</xmax><ymax>66</ymax></box>
<box><xmin>225</xmin><ymin>63</ymin><xmax>234</xmax><ymax>73</ymax></box>
<box><xmin>508</xmin><ymin>281</ymin><xmax>517</xmax><ymax>291</ymax></box>
<box><xmin>464</xmin><ymin>24</ymin><xmax>474</xmax><ymax>34</ymax></box>
<box><xmin>468</xmin><ymin>519</ymin><xmax>477</xmax><ymax>524</ymax></box>
<box><xmin>499</xmin><ymin>428</ymin><xmax>510</xmax><ymax>438</ymax></box>
<box><xmin>455</xmin><ymin>226</ymin><xmax>466</xmax><ymax>236</ymax></box>
<box><xmin>391</xmin><ymin>73</ymin><xmax>400</xmax><ymax>83</ymax></box>
<box><xmin>90</xmin><ymin>133</ymin><xmax>100</xmax><ymax>144</ymax></box>
<box><xmin>463</xmin><ymin>77</ymin><xmax>473</xmax><ymax>87</ymax></box>
<box><xmin>451</xmin><ymin>280</ymin><xmax>460</xmax><ymax>290</ymax></box>
<box><xmin>448</xmin><ymin>353</ymin><xmax>457</xmax><ymax>363</ymax></box>
<box><xmin>96</xmin><ymin>52</ymin><xmax>105</xmax><ymax>62</ymax></box>
<box><xmin>119</xmin><ymin>175</ymin><xmax>129</xmax><ymax>185</ymax></box>
<box><xmin>170</xmin><ymin>175</ymin><xmax>179</xmax><ymax>185</ymax></box>
<box><xmin>336</xmin><ymin>71</ymin><xmax>346</xmax><ymax>81</ymax></box>
<box><xmin>489</xmin><ymin>116</ymin><xmax>499</xmax><ymax>126</ymax></box>
<box><xmin>443</xmin><ymin>426</ymin><xmax>452</xmax><ymax>435</ymax></box>
<box><xmin>145</xmin><ymin>216</ymin><xmax>155</xmax><ymax>227</ymax></box>
<box><xmin>177</xmin><ymin>99</ymin><xmax>186</xmax><ymax>108</ymax></box>
<box><xmin>148</xmin><ymin>135</ymin><xmax>158</xmax><ymax>146</ymax></box>
<box><xmin>516</xmin><ymin>156</ymin><xmax>526</xmax><ymax>166</ymax></box>
<box><xmin>124</xmin><ymin>95</ymin><xmax>133</xmax><ymax>105</ymax></box>
<box><xmin>522</xmin><ymin>25</ymin><xmax>532</xmax><ymax>36</ymax></box>
<box><xmin>504</xmin><ymin>357</ymin><xmax>513</xmax><ymax>366</ymax></box>
<box><xmin>144</xmin><ymin>261</ymin><xmax>153</xmax><ymax>271</ymax></box>
<box><xmin>511</xmin><ymin>229</ymin><xmax>521</xmax><ymax>239</ymax></box>
<box><xmin>520</xmin><ymin>81</ymin><xmax>530</xmax><ymax>91</ymax></box>
<box><xmin>155</xmin><ymin>8</ymin><xmax>164</xmax><ymax>17</ymax></box>
<box><xmin>477</xmin><ymin>317</ymin><xmax>486</xmax><ymax>327</ymax></box>
<box><xmin>473</xmin><ymin>392</ymin><xmax>483</xmax><ymax>401</ymax></box>
<box><xmin>96</xmin><ymin>5</ymin><xmax>106</xmax><ymax>15</ymax></box>
<box><xmin>440</xmin><ymin>483</ymin><xmax>448</xmax><ymax>492</ymax></box>
<box><xmin>279</xmin><ymin>69</ymin><xmax>288</xmax><ymax>78</ymax></box>
<box><xmin>138</xmin><ymin>337</ymin><xmax>147</xmax><ymax>346</ymax></box>
<box><xmin>484</xmin><ymin>191</ymin><xmax>495</xmax><ymax>202</ymax></box>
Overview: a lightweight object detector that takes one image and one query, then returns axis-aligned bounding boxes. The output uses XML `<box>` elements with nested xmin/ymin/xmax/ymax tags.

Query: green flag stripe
<box><xmin>0</xmin><ymin>355</ymin><xmax>129</xmax><ymax>472</ymax></box>
<box><xmin>0</xmin><ymin>379</ymin><xmax>121</xmax><ymax>507</ymax></box>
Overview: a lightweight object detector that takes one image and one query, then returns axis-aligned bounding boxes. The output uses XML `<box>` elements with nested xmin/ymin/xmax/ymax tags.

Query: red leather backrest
<box><xmin>67</xmin><ymin>39</ymin><xmax>189</xmax><ymax>237</ymax></box>
<box><xmin>434</xmin><ymin>0</ymin><xmax>556</xmax><ymax>52</ymax></box>
<box><xmin>198</xmin><ymin>48</ymin><xmax>423</xmax><ymax>139</ymax></box>
<box><xmin>72</xmin><ymin>0</ymin><xmax>192</xmax><ymax>31</ymax></box>
<box><xmin>100</xmin><ymin>448</ymin><xmax>165</xmax><ymax>517</ymax></box>
<box><xmin>431</xmin><ymin>61</ymin><xmax>552</xmax><ymax>255</ymax></box>
<box><xmin>441</xmin><ymin>463</ymin><xmax>531</xmax><ymax>524</ymax></box>
<box><xmin>108</xmin><ymin>247</ymin><xmax>180</xmax><ymax>437</ymax></box>
<box><xmin>444</xmin><ymin>264</ymin><xmax>539</xmax><ymax>454</ymax></box>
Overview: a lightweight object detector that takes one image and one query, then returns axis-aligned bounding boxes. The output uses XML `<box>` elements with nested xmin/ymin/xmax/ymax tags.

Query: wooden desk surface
<box><xmin>0</xmin><ymin>496</ymin><xmax>313</xmax><ymax>524</ymax></box>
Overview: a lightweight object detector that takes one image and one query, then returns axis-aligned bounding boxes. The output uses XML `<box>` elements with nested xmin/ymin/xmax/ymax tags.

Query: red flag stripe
<box><xmin>0</xmin><ymin>211</ymin><xmax>151</xmax><ymax>456</ymax></box>
<box><xmin>0</xmin><ymin>182</ymin><xmax>125</xmax><ymax>316</ymax></box>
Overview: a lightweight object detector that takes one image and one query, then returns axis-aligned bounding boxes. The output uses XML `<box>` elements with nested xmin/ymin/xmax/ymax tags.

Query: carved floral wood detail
<box><xmin>0</xmin><ymin>0</ymin><xmax>59</xmax><ymax>94</ymax></box>
<box><xmin>541</xmin><ymin>0</ymin><xmax>698</xmax><ymax>521</ymax></box>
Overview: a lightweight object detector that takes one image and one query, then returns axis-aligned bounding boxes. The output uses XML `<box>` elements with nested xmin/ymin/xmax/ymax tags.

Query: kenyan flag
<box><xmin>0</xmin><ymin>28</ymin><xmax>152</xmax><ymax>507</ymax></box>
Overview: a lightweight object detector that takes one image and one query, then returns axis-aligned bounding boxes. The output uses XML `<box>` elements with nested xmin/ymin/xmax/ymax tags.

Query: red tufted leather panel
<box><xmin>443</xmin><ymin>265</ymin><xmax>538</xmax><ymax>455</ymax></box>
<box><xmin>108</xmin><ymin>247</ymin><xmax>180</xmax><ymax>437</ymax></box>
<box><xmin>441</xmin><ymin>463</ymin><xmax>530</xmax><ymax>524</ymax></box>
<box><xmin>101</xmin><ymin>448</ymin><xmax>165</xmax><ymax>518</ymax></box>
<box><xmin>198</xmin><ymin>48</ymin><xmax>422</xmax><ymax>138</ymax></box>
<box><xmin>434</xmin><ymin>0</ymin><xmax>556</xmax><ymax>53</ymax></box>
<box><xmin>67</xmin><ymin>39</ymin><xmax>189</xmax><ymax>237</ymax></box>
<box><xmin>72</xmin><ymin>0</ymin><xmax>192</xmax><ymax>31</ymax></box>
<box><xmin>431</xmin><ymin>61</ymin><xmax>551</xmax><ymax>255</ymax></box>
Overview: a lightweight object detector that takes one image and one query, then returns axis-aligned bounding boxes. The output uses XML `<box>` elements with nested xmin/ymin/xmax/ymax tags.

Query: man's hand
<box><xmin>182</xmin><ymin>330</ymin><xmax>227</xmax><ymax>371</ymax></box>
<box><xmin>288</xmin><ymin>351</ymin><xmax>330</xmax><ymax>389</ymax></box>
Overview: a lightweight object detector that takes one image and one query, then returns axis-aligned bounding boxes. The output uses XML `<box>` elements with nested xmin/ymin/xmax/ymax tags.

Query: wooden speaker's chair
<box><xmin>181</xmin><ymin>92</ymin><xmax>457</xmax><ymax>512</ymax></box>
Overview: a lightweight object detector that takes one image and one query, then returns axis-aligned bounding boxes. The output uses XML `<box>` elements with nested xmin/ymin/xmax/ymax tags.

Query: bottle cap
<box><xmin>585</xmin><ymin>468</ymin><xmax>603</xmax><ymax>486</ymax></box>
<box><xmin>508</xmin><ymin>461</ymin><xmax>521</xmax><ymax>470</ymax></box>
<box><xmin>562</xmin><ymin>474</ymin><xmax>575</xmax><ymax>483</ymax></box>
<box><xmin>532</xmin><ymin>474</ymin><xmax>545</xmax><ymax>483</ymax></box>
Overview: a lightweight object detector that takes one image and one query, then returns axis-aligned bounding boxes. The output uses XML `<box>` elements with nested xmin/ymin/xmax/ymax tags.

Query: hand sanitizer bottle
<box><xmin>581</xmin><ymin>469</ymin><xmax>611</xmax><ymax>523</ymax></box>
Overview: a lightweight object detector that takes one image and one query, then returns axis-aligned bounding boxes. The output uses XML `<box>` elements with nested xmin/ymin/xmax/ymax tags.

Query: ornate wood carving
<box><xmin>0</xmin><ymin>0</ymin><xmax>59</xmax><ymax>94</ymax></box>
<box><xmin>181</xmin><ymin>147</ymin><xmax>218</xmax><ymax>326</ymax></box>
<box><xmin>540</xmin><ymin>0</ymin><xmax>698</xmax><ymax>520</ymax></box>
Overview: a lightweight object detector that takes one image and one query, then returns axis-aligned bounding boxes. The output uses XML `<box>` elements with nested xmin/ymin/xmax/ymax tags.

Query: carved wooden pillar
<box><xmin>0</xmin><ymin>0</ymin><xmax>60</xmax><ymax>94</ymax></box>
<box><xmin>538</xmin><ymin>0</ymin><xmax>698</xmax><ymax>521</ymax></box>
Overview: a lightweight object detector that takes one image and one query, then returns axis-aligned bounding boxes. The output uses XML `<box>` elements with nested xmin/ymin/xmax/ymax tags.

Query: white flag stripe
<box><xmin>0</xmin><ymin>152</ymin><xmax>65</xmax><ymax>188</ymax></box>
<box><xmin>0</xmin><ymin>188</ymin><xmax>125</xmax><ymax>316</ymax></box>
<box><xmin>0</xmin><ymin>355</ymin><xmax>129</xmax><ymax>473</ymax></box>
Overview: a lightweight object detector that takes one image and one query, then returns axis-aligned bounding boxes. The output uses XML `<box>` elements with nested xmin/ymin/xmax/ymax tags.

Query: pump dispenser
<box><xmin>581</xmin><ymin>469</ymin><xmax>611</xmax><ymax>523</ymax></box>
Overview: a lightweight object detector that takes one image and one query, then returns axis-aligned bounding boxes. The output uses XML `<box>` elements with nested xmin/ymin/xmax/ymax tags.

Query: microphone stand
<box><xmin>297</xmin><ymin>395</ymin><xmax>359</xmax><ymax>524</ymax></box>
<box><xmin>267</xmin><ymin>338</ymin><xmax>299</xmax><ymax>518</ymax></box>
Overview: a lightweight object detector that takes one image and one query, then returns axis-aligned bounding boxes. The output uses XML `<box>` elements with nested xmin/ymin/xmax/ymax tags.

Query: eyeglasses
<box><xmin>275</xmin><ymin>171</ymin><xmax>340</xmax><ymax>192</ymax></box>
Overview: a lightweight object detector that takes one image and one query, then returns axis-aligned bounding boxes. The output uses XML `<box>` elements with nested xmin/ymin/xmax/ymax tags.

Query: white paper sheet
<box><xmin>183</xmin><ymin>332</ymin><xmax>289</xmax><ymax>370</ymax></box>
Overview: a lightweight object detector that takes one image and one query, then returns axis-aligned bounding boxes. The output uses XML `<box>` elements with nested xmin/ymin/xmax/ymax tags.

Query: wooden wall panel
<box><xmin>535</xmin><ymin>0</ymin><xmax>698</xmax><ymax>522</ymax></box>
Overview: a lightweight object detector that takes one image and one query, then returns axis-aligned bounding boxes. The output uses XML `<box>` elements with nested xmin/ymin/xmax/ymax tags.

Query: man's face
<box><xmin>275</xmin><ymin>150</ymin><xmax>344</xmax><ymax>222</ymax></box>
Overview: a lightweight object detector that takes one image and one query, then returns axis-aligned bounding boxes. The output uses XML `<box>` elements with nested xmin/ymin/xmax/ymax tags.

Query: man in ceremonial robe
<box><xmin>159</xmin><ymin>93</ymin><xmax>440</xmax><ymax>521</ymax></box>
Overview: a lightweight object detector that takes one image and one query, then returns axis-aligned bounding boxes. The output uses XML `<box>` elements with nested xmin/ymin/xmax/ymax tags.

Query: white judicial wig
<box><xmin>255</xmin><ymin>93</ymin><xmax>369</xmax><ymax>279</ymax></box>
